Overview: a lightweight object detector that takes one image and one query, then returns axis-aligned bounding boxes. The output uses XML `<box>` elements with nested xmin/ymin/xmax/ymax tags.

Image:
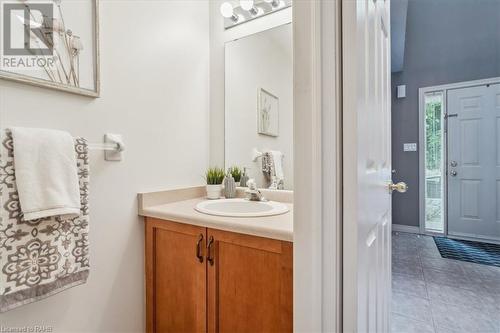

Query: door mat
<box><xmin>433</xmin><ymin>236</ymin><xmax>500</xmax><ymax>268</ymax></box>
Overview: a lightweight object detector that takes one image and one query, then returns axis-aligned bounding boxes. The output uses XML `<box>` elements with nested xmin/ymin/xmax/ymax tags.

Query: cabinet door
<box><xmin>145</xmin><ymin>218</ymin><xmax>206</xmax><ymax>333</ymax></box>
<box><xmin>207</xmin><ymin>229</ymin><xmax>293</xmax><ymax>333</ymax></box>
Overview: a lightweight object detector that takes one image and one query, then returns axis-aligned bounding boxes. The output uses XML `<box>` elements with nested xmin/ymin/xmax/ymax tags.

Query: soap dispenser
<box><xmin>223</xmin><ymin>169</ymin><xmax>236</xmax><ymax>198</ymax></box>
<box><xmin>240</xmin><ymin>167</ymin><xmax>249</xmax><ymax>187</ymax></box>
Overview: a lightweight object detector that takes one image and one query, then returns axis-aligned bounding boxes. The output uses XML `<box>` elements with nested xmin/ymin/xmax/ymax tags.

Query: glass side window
<box><xmin>424</xmin><ymin>92</ymin><xmax>444</xmax><ymax>232</ymax></box>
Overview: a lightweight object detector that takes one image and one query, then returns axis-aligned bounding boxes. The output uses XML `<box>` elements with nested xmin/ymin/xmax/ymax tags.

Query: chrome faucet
<box><xmin>245</xmin><ymin>179</ymin><xmax>266</xmax><ymax>201</ymax></box>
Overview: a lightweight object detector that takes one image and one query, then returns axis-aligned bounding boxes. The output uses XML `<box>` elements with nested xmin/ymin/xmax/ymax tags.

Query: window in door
<box><xmin>424</xmin><ymin>92</ymin><xmax>444</xmax><ymax>233</ymax></box>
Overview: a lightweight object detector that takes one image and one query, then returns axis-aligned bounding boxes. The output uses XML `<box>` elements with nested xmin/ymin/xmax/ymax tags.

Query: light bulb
<box><xmin>240</xmin><ymin>0</ymin><xmax>255</xmax><ymax>11</ymax></box>
<box><xmin>220</xmin><ymin>2</ymin><xmax>234</xmax><ymax>18</ymax></box>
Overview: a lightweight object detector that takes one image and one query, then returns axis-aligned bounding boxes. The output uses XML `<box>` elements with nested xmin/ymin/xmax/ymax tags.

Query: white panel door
<box><xmin>343</xmin><ymin>0</ymin><xmax>394</xmax><ymax>332</ymax></box>
<box><xmin>447</xmin><ymin>83</ymin><xmax>500</xmax><ymax>242</ymax></box>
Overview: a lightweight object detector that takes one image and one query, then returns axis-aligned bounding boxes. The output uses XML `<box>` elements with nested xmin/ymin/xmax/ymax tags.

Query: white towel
<box><xmin>10</xmin><ymin>127</ymin><xmax>81</xmax><ymax>221</ymax></box>
<box><xmin>269</xmin><ymin>150</ymin><xmax>284</xmax><ymax>181</ymax></box>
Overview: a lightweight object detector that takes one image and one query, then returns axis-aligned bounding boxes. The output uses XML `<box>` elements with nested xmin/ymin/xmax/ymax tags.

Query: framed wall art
<box><xmin>257</xmin><ymin>88</ymin><xmax>279</xmax><ymax>137</ymax></box>
<box><xmin>0</xmin><ymin>0</ymin><xmax>100</xmax><ymax>97</ymax></box>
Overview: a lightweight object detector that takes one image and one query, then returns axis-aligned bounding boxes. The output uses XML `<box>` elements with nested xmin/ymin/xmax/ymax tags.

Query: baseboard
<box><xmin>392</xmin><ymin>224</ymin><xmax>420</xmax><ymax>234</ymax></box>
<box><xmin>447</xmin><ymin>233</ymin><xmax>500</xmax><ymax>245</ymax></box>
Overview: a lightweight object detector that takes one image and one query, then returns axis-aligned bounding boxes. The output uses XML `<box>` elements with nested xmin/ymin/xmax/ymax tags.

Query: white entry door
<box><xmin>343</xmin><ymin>0</ymin><xmax>400</xmax><ymax>332</ymax></box>
<box><xmin>447</xmin><ymin>83</ymin><xmax>500</xmax><ymax>243</ymax></box>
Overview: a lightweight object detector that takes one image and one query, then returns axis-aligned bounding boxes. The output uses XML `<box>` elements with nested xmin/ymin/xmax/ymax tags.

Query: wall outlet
<box><xmin>403</xmin><ymin>143</ymin><xmax>417</xmax><ymax>152</ymax></box>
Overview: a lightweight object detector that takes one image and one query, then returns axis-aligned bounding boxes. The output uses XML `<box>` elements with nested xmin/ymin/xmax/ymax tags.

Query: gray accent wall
<box><xmin>390</xmin><ymin>0</ymin><xmax>408</xmax><ymax>72</ymax></box>
<box><xmin>391</xmin><ymin>0</ymin><xmax>500</xmax><ymax>227</ymax></box>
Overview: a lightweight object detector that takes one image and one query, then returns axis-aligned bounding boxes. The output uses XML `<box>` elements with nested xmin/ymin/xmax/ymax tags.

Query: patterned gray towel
<box><xmin>262</xmin><ymin>152</ymin><xmax>274</xmax><ymax>180</ymax></box>
<box><xmin>0</xmin><ymin>131</ymin><xmax>89</xmax><ymax>312</ymax></box>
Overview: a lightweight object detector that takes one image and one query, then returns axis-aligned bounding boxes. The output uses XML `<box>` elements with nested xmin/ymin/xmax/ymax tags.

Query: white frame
<box><xmin>293</xmin><ymin>0</ymin><xmax>342</xmax><ymax>331</ymax></box>
<box><xmin>0</xmin><ymin>0</ymin><xmax>100</xmax><ymax>97</ymax></box>
<box><xmin>418</xmin><ymin>76</ymin><xmax>500</xmax><ymax>236</ymax></box>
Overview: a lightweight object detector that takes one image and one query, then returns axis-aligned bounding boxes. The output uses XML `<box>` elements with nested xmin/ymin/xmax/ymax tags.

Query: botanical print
<box><xmin>29</xmin><ymin>0</ymin><xmax>84</xmax><ymax>88</ymax></box>
<box><xmin>0</xmin><ymin>0</ymin><xmax>99</xmax><ymax>96</ymax></box>
<box><xmin>0</xmin><ymin>131</ymin><xmax>90</xmax><ymax>312</ymax></box>
<box><xmin>258</xmin><ymin>88</ymin><xmax>279</xmax><ymax>137</ymax></box>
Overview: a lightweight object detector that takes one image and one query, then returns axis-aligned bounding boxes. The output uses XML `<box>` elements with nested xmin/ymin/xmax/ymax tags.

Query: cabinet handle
<box><xmin>207</xmin><ymin>236</ymin><xmax>214</xmax><ymax>266</ymax></box>
<box><xmin>196</xmin><ymin>234</ymin><xmax>204</xmax><ymax>263</ymax></box>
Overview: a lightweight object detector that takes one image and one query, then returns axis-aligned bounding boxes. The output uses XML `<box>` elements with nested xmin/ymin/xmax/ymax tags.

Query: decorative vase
<box><xmin>206</xmin><ymin>184</ymin><xmax>222</xmax><ymax>200</ymax></box>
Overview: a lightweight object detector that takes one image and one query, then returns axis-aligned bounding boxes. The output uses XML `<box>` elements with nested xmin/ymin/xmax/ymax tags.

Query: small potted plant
<box><xmin>229</xmin><ymin>166</ymin><xmax>242</xmax><ymax>186</ymax></box>
<box><xmin>205</xmin><ymin>167</ymin><xmax>225</xmax><ymax>199</ymax></box>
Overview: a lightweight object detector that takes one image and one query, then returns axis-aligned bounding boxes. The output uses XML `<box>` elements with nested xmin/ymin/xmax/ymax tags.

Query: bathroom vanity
<box><xmin>138</xmin><ymin>17</ymin><xmax>295</xmax><ymax>332</ymax></box>
<box><xmin>138</xmin><ymin>186</ymin><xmax>293</xmax><ymax>333</ymax></box>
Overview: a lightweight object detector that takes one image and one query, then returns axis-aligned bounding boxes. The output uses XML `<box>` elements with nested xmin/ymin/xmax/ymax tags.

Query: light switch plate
<box><xmin>403</xmin><ymin>143</ymin><xmax>417</xmax><ymax>152</ymax></box>
<box><xmin>397</xmin><ymin>85</ymin><xmax>406</xmax><ymax>98</ymax></box>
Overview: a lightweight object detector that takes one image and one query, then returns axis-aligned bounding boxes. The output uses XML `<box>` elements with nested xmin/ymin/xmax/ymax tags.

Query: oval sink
<box><xmin>195</xmin><ymin>199</ymin><xmax>289</xmax><ymax>217</ymax></box>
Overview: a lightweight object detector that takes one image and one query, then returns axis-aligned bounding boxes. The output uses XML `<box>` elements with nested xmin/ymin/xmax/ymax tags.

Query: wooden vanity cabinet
<box><xmin>145</xmin><ymin>217</ymin><xmax>293</xmax><ymax>333</ymax></box>
<box><xmin>207</xmin><ymin>228</ymin><xmax>293</xmax><ymax>333</ymax></box>
<box><xmin>145</xmin><ymin>218</ymin><xmax>207</xmax><ymax>333</ymax></box>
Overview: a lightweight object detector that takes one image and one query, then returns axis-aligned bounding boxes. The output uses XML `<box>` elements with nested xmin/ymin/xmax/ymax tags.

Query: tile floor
<box><xmin>391</xmin><ymin>232</ymin><xmax>500</xmax><ymax>333</ymax></box>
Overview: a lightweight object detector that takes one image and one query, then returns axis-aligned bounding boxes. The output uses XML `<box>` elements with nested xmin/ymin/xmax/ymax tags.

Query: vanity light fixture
<box><xmin>240</xmin><ymin>0</ymin><xmax>259</xmax><ymax>16</ymax></box>
<box><xmin>221</xmin><ymin>0</ymin><xmax>292</xmax><ymax>29</ymax></box>
<box><xmin>220</xmin><ymin>2</ymin><xmax>239</xmax><ymax>22</ymax></box>
<box><xmin>263</xmin><ymin>0</ymin><xmax>281</xmax><ymax>8</ymax></box>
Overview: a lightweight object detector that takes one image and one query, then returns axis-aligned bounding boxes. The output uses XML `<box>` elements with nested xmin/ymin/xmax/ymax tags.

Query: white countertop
<box><xmin>138</xmin><ymin>186</ymin><xmax>293</xmax><ymax>242</ymax></box>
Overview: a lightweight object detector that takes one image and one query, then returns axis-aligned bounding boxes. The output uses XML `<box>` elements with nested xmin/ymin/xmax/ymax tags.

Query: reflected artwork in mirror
<box><xmin>225</xmin><ymin>23</ymin><xmax>292</xmax><ymax>190</ymax></box>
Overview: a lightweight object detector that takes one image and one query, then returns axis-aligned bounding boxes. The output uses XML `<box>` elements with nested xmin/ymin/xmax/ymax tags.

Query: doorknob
<box><xmin>450</xmin><ymin>161</ymin><xmax>458</xmax><ymax>167</ymax></box>
<box><xmin>389</xmin><ymin>182</ymin><xmax>408</xmax><ymax>193</ymax></box>
<box><xmin>450</xmin><ymin>170</ymin><xmax>457</xmax><ymax>177</ymax></box>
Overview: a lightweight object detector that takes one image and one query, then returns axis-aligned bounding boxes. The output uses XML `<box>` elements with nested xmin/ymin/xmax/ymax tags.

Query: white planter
<box><xmin>206</xmin><ymin>184</ymin><xmax>222</xmax><ymax>200</ymax></box>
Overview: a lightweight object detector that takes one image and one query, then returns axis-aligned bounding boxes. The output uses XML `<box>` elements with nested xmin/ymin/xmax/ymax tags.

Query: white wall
<box><xmin>225</xmin><ymin>24</ymin><xmax>293</xmax><ymax>189</ymax></box>
<box><xmin>0</xmin><ymin>1</ymin><xmax>209</xmax><ymax>332</ymax></box>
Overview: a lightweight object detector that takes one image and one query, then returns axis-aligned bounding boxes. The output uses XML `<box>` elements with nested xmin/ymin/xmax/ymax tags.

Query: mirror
<box><xmin>224</xmin><ymin>24</ymin><xmax>293</xmax><ymax>190</ymax></box>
